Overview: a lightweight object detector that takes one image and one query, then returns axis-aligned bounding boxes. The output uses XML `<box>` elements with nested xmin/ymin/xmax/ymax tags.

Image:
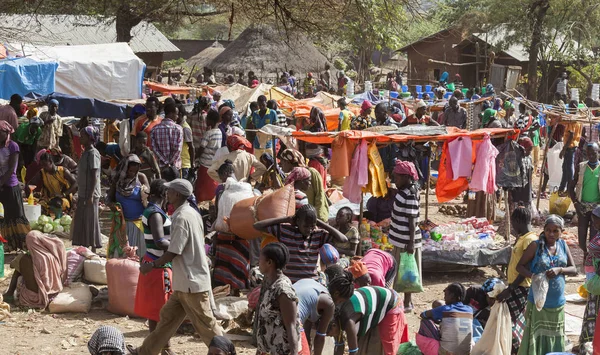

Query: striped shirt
<box><xmin>389</xmin><ymin>186</ymin><xmax>421</xmax><ymax>248</ymax></box>
<box><xmin>276</xmin><ymin>109</ymin><xmax>287</xmax><ymax>127</ymax></box>
<box><xmin>150</xmin><ymin>119</ymin><xmax>183</xmax><ymax>169</ymax></box>
<box><xmin>340</xmin><ymin>286</ymin><xmax>399</xmax><ymax>336</ymax></box>
<box><xmin>142</xmin><ymin>203</ymin><xmax>172</xmax><ymax>260</ymax></box>
<box><xmin>267</xmin><ymin>223</ymin><xmax>330</xmax><ymax>283</ymax></box>
<box><xmin>199</xmin><ymin>128</ymin><xmax>223</xmax><ymax>168</ymax></box>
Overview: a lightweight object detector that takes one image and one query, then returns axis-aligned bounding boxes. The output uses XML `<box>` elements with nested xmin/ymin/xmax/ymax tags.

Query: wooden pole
<box><xmin>272</xmin><ymin>136</ymin><xmax>278</xmax><ymax>170</ymax></box>
<box><xmin>536</xmin><ymin>122</ymin><xmax>558</xmax><ymax>210</ymax></box>
<box><xmin>504</xmin><ymin>189</ymin><xmax>510</xmax><ymax>241</ymax></box>
<box><xmin>425</xmin><ymin>144</ymin><xmax>433</xmax><ymax>221</ymax></box>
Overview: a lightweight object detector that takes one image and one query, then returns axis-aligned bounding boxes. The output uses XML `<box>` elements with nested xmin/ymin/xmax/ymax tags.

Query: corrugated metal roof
<box><xmin>0</xmin><ymin>14</ymin><xmax>179</xmax><ymax>53</ymax></box>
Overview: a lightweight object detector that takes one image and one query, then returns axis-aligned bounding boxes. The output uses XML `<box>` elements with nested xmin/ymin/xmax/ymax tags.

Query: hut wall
<box><xmin>137</xmin><ymin>52</ymin><xmax>164</xmax><ymax>75</ymax></box>
<box><xmin>165</xmin><ymin>40</ymin><xmax>232</xmax><ymax>61</ymax></box>
<box><xmin>458</xmin><ymin>41</ymin><xmax>524</xmax><ymax>89</ymax></box>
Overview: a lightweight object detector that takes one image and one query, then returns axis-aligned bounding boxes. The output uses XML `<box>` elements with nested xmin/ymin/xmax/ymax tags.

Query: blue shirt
<box><xmin>428</xmin><ymin>302</ymin><xmax>473</xmax><ymax>354</ymax></box>
<box><xmin>527</xmin><ymin>239</ymin><xmax>567</xmax><ymax>308</ymax></box>
<box><xmin>293</xmin><ymin>279</ymin><xmax>329</xmax><ymax>323</ymax></box>
<box><xmin>116</xmin><ymin>186</ymin><xmax>145</xmax><ymax>220</ymax></box>
<box><xmin>251</xmin><ymin>108</ymin><xmax>278</xmax><ymax>148</ymax></box>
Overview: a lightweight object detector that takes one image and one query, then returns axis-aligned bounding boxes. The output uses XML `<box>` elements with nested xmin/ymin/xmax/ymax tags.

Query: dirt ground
<box><xmin>0</xmin><ymin>175</ymin><xmax>588</xmax><ymax>354</ymax></box>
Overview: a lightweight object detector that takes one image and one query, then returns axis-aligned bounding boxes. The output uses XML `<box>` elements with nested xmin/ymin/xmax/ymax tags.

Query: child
<box><xmin>254</xmin><ymin>204</ymin><xmax>348</xmax><ymax>283</ymax></box>
<box><xmin>72</xmin><ymin>126</ymin><xmax>102</xmax><ymax>253</ymax></box>
<box><xmin>333</xmin><ymin>207</ymin><xmax>359</xmax><ymax>257</ymax></box>
<box><xmin>133</xmin><ymin>132</ymin><xmax>161</xmax><ymax>181</ymax></box>
<box><xmin>417</xmin><ymin>283</ymin><xmax>473</xmax><ymax>355</ymax></box>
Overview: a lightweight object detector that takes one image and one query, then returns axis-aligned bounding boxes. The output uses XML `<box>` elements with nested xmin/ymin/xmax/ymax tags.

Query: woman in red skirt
<box><xmin>133</xmin><ymin>179</ymin><xmax>174</xmax><ymax>354</ymax></box>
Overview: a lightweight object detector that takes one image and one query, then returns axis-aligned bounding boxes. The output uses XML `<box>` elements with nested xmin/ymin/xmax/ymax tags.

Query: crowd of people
<box><xmin>0</xmin><ymin>66</ymin><xmax>599</xmax><ymax>355</ymax></box>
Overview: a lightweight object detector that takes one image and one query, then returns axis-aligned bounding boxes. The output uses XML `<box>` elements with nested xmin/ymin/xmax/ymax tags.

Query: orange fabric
<box><xmin>133</xmin><ymin>115</ymin><xmax>163</xmax><ymax>147</ymax></box>
<box><xmin>330</xmin><ymin>135</ymin><xmax>358</xmax><ymax>179</ymax></box>
<box><xmin>279</xmin><ymin>99</ymin><xmax>360</xmax><ymax>132</ymax></box>
<box><xmin>436</xmin><ymin>140</ymin><xmax>475</xmax><ymax>203</ymax></box>
<box><xmin>134</xmin><ymin>255</ymin><xmax>171</xmax><ymax>322</ymax></box>
<box><xmin>348</xmin><ymin>261</ymin><xmax>369</xmax><ymax>278</ymax></box>
<box><xmin>378</xmin><ymin>304</ymin><xmax>409</xmax><ymax>355</ymax></box>
<box><xmin>300</xmin><ymin>330</ymin><xmax>311</xmax><ymax>355</ymax></box>
<box><xmin>144</xmin><ymin>81</ymin><xmax>195</xmax><ymax>95</ymax></box>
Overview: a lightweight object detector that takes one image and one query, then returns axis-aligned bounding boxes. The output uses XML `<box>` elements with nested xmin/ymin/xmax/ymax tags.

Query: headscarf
<box><xmin>209</xmin><ymin>336</ymin><xmax>237</xmax><ymax>355</ymax></box>
<box><xmin>393</xmin><ymin>160</ymin><xmax>418</xmax><ymax>181</ymax></box>
<box><xmin>308</xmin><ymin>107</ymin><xmax>327</xmax><ymax>132</ymax></box>
<box><xmin>27</xmin><ymin>108</ymin><xmax>39</xmax><ymax>120</ymax></box>
<box><xmin>49</xmin><ymin>99</ymin><xmax>59</xmax><ymax>107</ymax></box>
<box><xmin>29</xmin><ymin>116</ymin><xmax>43</xmax><ymax>126</ymax></box>
<box><xmin>251</xmin><ymin>79</ymin><xmax>260</xmax><ymax>88</ymax></box>
<box><xmin>360</xmin><ymin>101</ymin><xmax>373</xmax><ymax>116</ymax></box>
<box><xmin>348</xmin><ymin>260</ymin><xmax>368</xmax><ymax>279</ymax></box>
<box><xmin>285</xmin><ymin>167</ymin><xmax>311</xmax><ymax>185</ymax></box>
<box><xmin>226</xmin><ymin>134</ymin><xmax>252</xmax><ymax>152</ymax></box>
<box><xmin>0</xmin><ymin>120</ymin><xmax>15</xmax><ymax>147</ymax></box>
<box><xmin>486</xmin><ymin>83</ymin><xmax>495</xmax><ymax>94</ymax></box>
<box><xmin>504</xmin><ymin>101</ymin><xmax>515</xmax><ymax>110</ymax></box>
<box><xmin>87</xmin><ymin>325</ymin><xmax>126</xmax><ymax>355</ymax></box>
<box><xmin>35</xmin><ymin>149</ymin><xmax>51</xmax><ymax>163</ymax></box>
<box><xmin>481</xmin><ymin>278</ymin><xmax>501</xmax><ymax>293</ymax></box>
<box><xmin>518</xmin><ymin>136</ymin><xmax>533</xmax><ymax>150</ymax></box>
<box><xmin>82</xmin><ymin>125</ymin><xmax>100</xmax><ymax>144</ymax></box>
<box><xmin>113</xmin><ymin>154</ymin><xmax>141</xmax><ymax>197</ymax></box>
<box><xmin>545</xmin><ymin>214</ymin><xmax>564</xmax><ymax>229</ymax></box>
<box><xmin>130</xmin><ymin>103</ymin><xmax>146</xmax><ymax>120</ymax></box>
<box><xmin>493</xmin><ymin>98</ymin><xmax>503</xmax><ymax>111</ymax></box>
<box><xmin>261</xmin><ymin>152</ymin><xmax>286</xmax><ymax>182</ymax></box>
<box><xmin>280</xmin><ymin>149</ymin><xmax>307</xmax><ymax>167</ymax></box>
<box><xmin>319</xmin><ymin>244</ymin><xmax>340</xmax><ymax>266</ymax></box>
<box><xmin>481</xmin><ymin>108</ymin><xmax>497</xmax><ymax>127</ymax></box>
<box><xmin>222</xmin><ymin>99</ymin><xmax>235</xmax><ymax>109</ymax></box>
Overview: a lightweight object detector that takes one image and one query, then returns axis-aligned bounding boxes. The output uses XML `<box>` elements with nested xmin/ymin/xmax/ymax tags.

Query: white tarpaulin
<box><xmin>19</xmin><ymin>43</ymin><xmax>145</xmax><ymax>100</ymax></box>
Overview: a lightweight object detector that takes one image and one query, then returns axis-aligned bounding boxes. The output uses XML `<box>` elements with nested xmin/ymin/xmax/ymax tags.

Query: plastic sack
<box><xmin>471</xmin><ymin>302</ymin><xmax>512</xmax><ymax>355</ymax></box>
<box><xmin>229</xmin><ymin>184</ymin><xmax>296</xmax><ymax>240</ymax></box>
<box><xmin>214</xmin><ymin>178</ymin><xmax>255</xmax><ymax>233</ymax></box>
<box><xmin>83</xmin><ymin>258</ymin><xmax>108</xmax><ymax>285</ymax></box>
<box><xmin>546</xmin><ymin>142</ymin><xmax>564</xmax><ymax>189</ymax></box>
<box><xmin>531</xmin><ymin>273</ymin><xmax>549</xmax><ymax>311</ymax></box>
<box><xmin>495</xmin><ymin>141</ymin><xmax>526</xmax><ymax>188</ymax></box>
<box><xmin>585</xmin><ymin>274</ymin><xmax>600</xmax><ymax>296</ymax></box>
<box><xmin>395</xmin><ymin>252</ymin><xmax>424</xmax><ymax>293</ymax></box>
<box><xmin>48</xmin><ymin>282</ymin><xmax>92</xmax><ymax>313</ymax></box>
<box><xmin>549</xmin><ymin>191</ymin><xmax>572</xmax><ymax>217</ymax></box>
<box><xmin>66</xmin><ymin>250</ymin><xmax>86</xmax><ymax>285</ymax></box>
<box><xmin>106</xmin><ymin>258</ymin><xmax>139</xmax><ymax>316</ymax></box>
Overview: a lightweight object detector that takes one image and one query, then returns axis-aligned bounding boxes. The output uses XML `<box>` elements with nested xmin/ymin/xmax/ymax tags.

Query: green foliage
<box><xmin>163</xmin><ymin>58</ymin><xmax>186</xmax><ymax>69</ymax></box>
<box><xmin>333</xmin><ymin>58</ymin><xmax>347</xmax><ymax>71</ymax></box>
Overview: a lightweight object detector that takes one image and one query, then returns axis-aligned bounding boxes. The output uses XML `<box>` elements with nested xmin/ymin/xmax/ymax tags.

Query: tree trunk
<box><xmin>526</xmin><ymin>0</ymin><xmax>550</xmax><ymax>100</ymax></box>
<box><xmin>115</xmin><ymin>5</ymin><xmax>142</xmax><ymax>43</ymax></box>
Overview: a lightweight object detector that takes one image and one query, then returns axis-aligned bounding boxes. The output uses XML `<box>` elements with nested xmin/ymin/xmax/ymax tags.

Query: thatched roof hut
<box><xmin>208</xmin><ymin>25</ymin><xmax>329</xmax><ymax>78</ymax></box>
<box><xmin>184</xmin><ymin>41</ymin><xmax>225</xmax><ymax>73</ymax></box>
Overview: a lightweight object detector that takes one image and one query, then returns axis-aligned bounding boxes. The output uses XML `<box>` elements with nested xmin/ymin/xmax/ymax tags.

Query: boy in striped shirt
<box><xmin>388</xmin><ymin>160</ymin><xmax>421</xmax><ymax>312</ymax></box>
<box><xmin>254</xmin><ymin>204</ymin><xmax>348</xmax><ymax>283</ymax></box>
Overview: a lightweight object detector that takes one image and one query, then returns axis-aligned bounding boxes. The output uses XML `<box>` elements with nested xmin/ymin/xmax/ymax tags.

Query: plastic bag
<box><xmin>398</xmin><ymin>341</ymin><xmax>422</xmax><ymax>355</ymax></box>
<box><xmin>395</xmin><ymin>252</ymin><xmax>424</xmax><ymax>293</ymax></box>
<box><xmin>549</xmin><ymin>191</ymin><xmax>572</xmax><ymax>217</ymax></box>
<box><xmin>531</xmin><ymin>273</ymin><xmax>549</xmax><ymax>311</ymax></box>
<box><xmin>471</xmin><ymin>302</ymin><xmax>512</xmax><ymax>355</ymax></box>
<box><xmin>214</xmin><ymin>178</ymin><xmax>255</xmax><ymax>233</ymax></box>
<box><xmin>585</xmin><ymin>274</ymin><xmax>600</xmax><ymax>296</ymax></box>
<box><xmin>496</xmin><ymin>141</ymin><xmax>526</xmax><ymax>188</ymax></box>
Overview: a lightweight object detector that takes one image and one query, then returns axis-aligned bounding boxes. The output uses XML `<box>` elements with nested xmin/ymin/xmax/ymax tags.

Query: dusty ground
<box><xmin>0</xmin><ymin>174</ymin><xmax>587</xmax><ymax>354</ymax></box>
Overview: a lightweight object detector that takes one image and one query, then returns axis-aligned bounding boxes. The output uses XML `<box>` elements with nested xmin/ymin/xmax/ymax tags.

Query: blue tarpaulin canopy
<box><xmin>31</xmin><ymin>92</ymin><xmax>128</xmax><ymax>119</ymax></box>
<box><xmin>0</xmin><ymin>57</ymin><xmax>58</xmax><ymax>100</ymax></box>
<box><xmin>350</xmin><ymin>91</ymin><xmax>381</xmax><ymax>105</ymax></box>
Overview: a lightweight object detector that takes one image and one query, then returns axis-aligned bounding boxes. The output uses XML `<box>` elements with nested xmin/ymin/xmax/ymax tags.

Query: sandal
<box><xmin>126</xmin><ymin>344</ymin><xmax>139</xmax><ymax>355</ymax></box>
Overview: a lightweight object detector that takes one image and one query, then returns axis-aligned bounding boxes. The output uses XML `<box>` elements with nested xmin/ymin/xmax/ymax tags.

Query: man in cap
<box><xmin>441</xmin><ymin>96</ymin><xmax>467</xmax><ymax>129</ymax></box>
<box><xmin>134</xmin><ymin>179</ymin><xmax>223</xmax><ymax>354</ymax></box>
<box><xmin>38</xmin><ymin>99</ymin><xmax>63</xmax><ymax>150</ymax></box>
<box><xmin>401</xmin><ymin>100</ymin><xmax>439</xmax><ymax>126</ymax></box>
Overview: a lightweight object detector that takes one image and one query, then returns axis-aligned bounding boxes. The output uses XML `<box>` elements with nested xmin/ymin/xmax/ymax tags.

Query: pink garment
<box><xmin>469</xmin><ymin>134</ymin><xmax>499</xmax><ymax>194</ymax></box>
<box><xmin>0</xmin><ymin>105</ymin><xmax>18</xmax><ymax>130</ymax></box>
<box><xmin>363</xmin><ymin>248</ymin><xmax>395</xmax><ymax>287</ymax></box>
<box><xmin>447</xmin><ymin>136</ymin><xmax>473</xmax><ymax>179</ymax></box>
<box><xmin>18</xmin><ymin>231</ymin><xmax>67</xmax><ymax>309</ymax></box>
<box><xmin>378</xmin><ymin>303</ymin><xmax>409</xmax><ymax>355</ymax></box>
<box><xmin>343</xmin><ymin>139</ymin><xmax>369</xmax><ymax>203</ymax></box>
<box><xmin>416</xmin><ymin>333</ymin><xmax>440</xmax><ymax>355</ymax></box>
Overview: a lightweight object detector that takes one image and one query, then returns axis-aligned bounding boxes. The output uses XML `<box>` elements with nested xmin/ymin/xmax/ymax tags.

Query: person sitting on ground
<box><xmin>133</xmin><ymin>132</ymin><xmax>161</xmax><ymax>181</ymax></box>
<box><xmin>293</xmin><ymin>278</ymin><xmax>336</xmax><ymax>355</ymax></box>
<box><xmin>401</xmin><ymin>100</ymin><xmax>439</xmax><ymax>126</ymax></box>
<box><xmin>464</xmin><ymin>278</ymin><xmax>504</xmax><ymax>330</ymax></box>
<box><xmin>441</xmin><ymin>96</ymin><xmax>467</xmax><ymax>129</ymax></box>
<box><xmin>3</xmin><ymin>230</ymin><xmax>67</xmax><ymax>308</ymax></box>
<box><xmin>280</xmin><ymin>149</ymin><xmax>329</xmax><ymax>221</ymax></box>
<box><xmin>208</xmin><ymin>336</ymin><xmax>236</xmax><ymax>355</ymax></box>
<box><xmin>96</xmin><ymin>141</ymin><xmax>122</xmax><ymax>172</ymax></box>
<box><xmin>327</xmin><ymin>271</ymin><xmax>408</xmax><ymax>355</ymax></box>
<box><xmin>352</xmin><ymin>101</ymin><xmax>374</xmax><ymax>130</ymax></box>
<box><xmin>253</xmin><ymin>204</ymin><xmax>348</xmax><ymax>283</ymax></box>
<box><xmin>30</xmin><ymin>149</ymin><xmax>77</xmax><ymax>215</ymax></box>
<box><xmin>332</xmin><ymin>207</ymin><xmax>359</xmax><ymax>257</ymax></box>
<box><xmin>417</xmin><ymin>283</ymin><xmax>473</xmax><ymax>355</ymax></box>
<box><xmin>285</xmin><ymin>167</ymin><xmax>311</xmax><ymax>209</ymax></box>
<box><xmin>87</xmin><ymin>325</ymin><xmax>126</xmax><ymax>355</ymax></box>
<box><xmin>48</xmin><ymin>147</ymin><xmax>78</xmax><ymax>175</ymax></box>
<box><xmin>349</xmin><ymin>248</ymin><xmax>397</xmax><ymax>288</ymax></box>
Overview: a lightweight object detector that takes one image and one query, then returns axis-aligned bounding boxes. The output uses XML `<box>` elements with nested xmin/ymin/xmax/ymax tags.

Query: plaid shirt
<box><xmin>150</xmin><ymin>118</ymin><xmax>183</xmax><ymax>169</ymax></box>
<box><xmin>189</xmin><ymin>112</ymin><xmax>207</xmax><ymax>148</ymax></box>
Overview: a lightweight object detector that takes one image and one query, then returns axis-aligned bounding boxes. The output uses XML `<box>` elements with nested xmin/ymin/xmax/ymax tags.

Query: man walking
<box><xmin>131</xmin><ymin>179</ymin><xmax>223</xmax><ymax>354</ymax></box>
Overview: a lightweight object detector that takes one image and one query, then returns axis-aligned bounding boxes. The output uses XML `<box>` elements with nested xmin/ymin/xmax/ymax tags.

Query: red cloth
<box><xmin>436</xmin><ymin>141</ymin><xmax>470</xmax><ymax>203</ymax></box>
<box><xmin>134</xmin><ymin>254</ymin><xmax>172</xmax><ymax>322</ymax></box>
<box><xmin>378</xmin><ymin>303</ymin><xmax>408</xmax><ymax>355</ymax></box>
<box><xmin>195</xmin><ymin>165</ymin><xmax>218</xmax><ymax>202</ymax></box>
<box><xmin>594</xmin><ymin>312</ymin><xmax>600</xmax><ymax>355</ymax></box>
<box><xmin>299</xmin><ymin>329</ymin><xmax>311</xmax><ymax>355</ymax></box>
<box><xmin>247</xmin><ymin>286</ymin><xmax>261</xmax><ymax>310</ymax></box>
<box><xmin>308</xmin><ymin>159</ymin><xmax>327</xmax><ymax>188</ymax></box>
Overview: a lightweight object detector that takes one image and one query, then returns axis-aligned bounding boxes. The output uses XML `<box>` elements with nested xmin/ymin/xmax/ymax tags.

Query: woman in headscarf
<box><xmin>280</xmin><ymin>149</ymin><xmax>329</xmax><ymax>221</ymax></box>
<box><xmin>87</xmin><ymin>325</ymin><xmax>126</xmax><ymax>355</ymax></box>
<box><xmin>2</xmin><ymin>230</ymin><xmax>67</xmax><ymax>308</ymax></box>
<box><xmin>352</xmin><ymin>101</ymin><xmax>374</xmax><ymax>130</ymax></box>
<box><xmin>0</xmin><ymin>120</ymin><xmax>31</xmax><ymax>251</ymax></box>
<box><xmin>285</xmin><ymin>167</ymin><xmax>312</xmax><ymax>210</ymax></box>
<box><xmin>305</xmin><ymin>107</ymin><xmax>327</xmax><ymax>133</ymax></box>
<box><xmin>259</xmin><ymin>152</ymin><xmax>285</xmax><ymax>190</ymax></box>
<box><xmin>108</xmin><ymin>154</ymin><xmax>150</xmax><ymax>257</ymax></box>
<box><xmin>72</xmin><ymin>125</ymin><xmax>102</xmax><ymax>252</ymax></box>
<box><xmin>516</xmin><ymin>215</ymin><xmax>578</xmax><ymax>355</ymax></box>
<box><xmin>49</xmin><ymin>147</ymin><xmax>78</xmax><ymax>175</ymax></box>
<box><xmin>30</xmin><ymin>149</ymin><xmax>77</xmax><ymax>216</ymax></box>
<box><xmin>579</xmin><ymin>206</ymin><xmax>600</xmax><ymax>354</ymax></box>
<box><xmin>208</xmin><ymin>336</ymin><xmax>236</xmax><ymax>355</ymax></box>
<box><xmin>305</xmin><ymin>143</ymin><xmax>328</xmax><ymax>189</ymax></box>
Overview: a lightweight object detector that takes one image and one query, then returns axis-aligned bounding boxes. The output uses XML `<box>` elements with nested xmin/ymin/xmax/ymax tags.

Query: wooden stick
<box><xmin>536</xmin><ymin>122</ymin><xmax>558</xmax><ymax>210</ymax></box>
<box><xmin>427</xmin><ymin>59</ymin><xmax>482</xmax><ymax>67</ymax></box>
<box><xmin>425</xmin><ymin>144</ymin><xmax>432</xmax><ymax>221</ymax></box>
<box><xmin>504</xmin><ymin>189</ymin><xmax>510</xmax><ymax>242</ymax></box>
